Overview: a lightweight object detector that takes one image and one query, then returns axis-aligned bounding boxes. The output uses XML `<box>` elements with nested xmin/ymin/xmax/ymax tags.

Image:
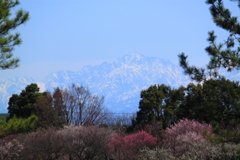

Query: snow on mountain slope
<box><xmin>1</xmin><ymin>53</ymin><xmax>205</xmax><ymax>113</ymax></box>
<box><xmin>2</xmin><ymin>54</ymin><xmax>240</xmax><ymax>113</ymax></box>
<box><xmin>44</xmin><ymin>53</ymin><xmax>191</xmax><ymax>112</ymax></box>
<box><xmin>0</xmin><ymin>77</ymin><xmax>35</xmax><ymax>112</ymax></box>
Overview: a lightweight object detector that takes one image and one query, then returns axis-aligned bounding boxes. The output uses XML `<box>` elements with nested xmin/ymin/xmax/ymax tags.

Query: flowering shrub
<box><xmin>109</xmin><ymin>131</ymin><xmax>157</xmax><ymax>160</ymax></box>
<box><xmin>19</xmin><ymin>127</ymin><xmax>65</xmax><ymax>159</ymax></box>
<box><xmin>163</xmin><ymin>119</ymin><xmax>212</xmax><ymax>137</ymax></box>
<box><xmin>19</xmin><ymin>125</ymin><xmax>111</xmax><ymax>160</ymax></box>
<box><xmin>174</xmin><ymin>132</ymin><xmax>211</xmax><ymax>156</ymax></box>
<box><xmin>139</xmin><ymin>147</ymin><xmax>175</xmax><ymax>160</ymax></box>
<box><xmin>60</xmin><ymin>125</ymin><xmax>111</xmax><ymax>160</ymax></box>
<box><xmin>161</xmin><ymin>119</ymin><xmax>213</xmax><ymax>156</ymax></box>
<box><xmin>139</xmin><ymin>143</ymin><xmax>240</xmax><ymax>160</ymax></box>
<box><xmin>133</xmin><ymin>122</ymin><xmax>162</xmax><ymax>139</ymax></box>
<box><xmin>124</xmin><ymin>131</ymin><xmax>157</xmax><ymax>149</ymax></box>
<box><xmin>0</xmin><ymin>139</ymin><xmax>24</xmax><ymax>160</ymax></box>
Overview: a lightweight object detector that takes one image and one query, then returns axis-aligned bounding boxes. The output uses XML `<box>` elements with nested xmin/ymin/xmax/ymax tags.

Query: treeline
<box><xmin>0</xmin><ymin>78</ymin><xmax>240</xmax><ymax>159</ymax></box>
<box><xmin>4</xmin><ymin>83</ymin><xmax>134</xmax><ymax>133</ymax></box>
<box><xmin>133</xmin><ymin>78</ymin><xmax>240</xmax><ymax>130</ymax></box>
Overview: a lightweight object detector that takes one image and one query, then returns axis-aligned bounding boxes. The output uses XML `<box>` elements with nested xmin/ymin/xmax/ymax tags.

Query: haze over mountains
<box><xmin>1</xmin><ymin>53</ymin><xmax>239</xmax><ymax>113</ymax></box>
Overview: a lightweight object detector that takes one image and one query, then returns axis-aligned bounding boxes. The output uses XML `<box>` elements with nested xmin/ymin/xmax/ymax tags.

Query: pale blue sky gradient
<box><xmin>2</xmin><ymin>0</ymin><xmax>239</xmax><ymax>82</ymax></box>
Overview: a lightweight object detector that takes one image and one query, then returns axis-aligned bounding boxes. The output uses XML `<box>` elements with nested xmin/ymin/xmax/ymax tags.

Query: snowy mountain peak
<box><xmin>42</xmin><ymin>54</ymin><xmax>191</xmax><ymax>112</ymax></box>
<box><xmin>116</xmin><ymin>53</ymin><xmax>145</xmax><ymax>64</ymax></box>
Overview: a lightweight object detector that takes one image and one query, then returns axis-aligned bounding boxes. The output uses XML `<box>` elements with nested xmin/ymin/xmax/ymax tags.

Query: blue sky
<box><xmin>2</xmin><ymin>0</ymin><xmax>239</xmax><ymax>82</ymax></box>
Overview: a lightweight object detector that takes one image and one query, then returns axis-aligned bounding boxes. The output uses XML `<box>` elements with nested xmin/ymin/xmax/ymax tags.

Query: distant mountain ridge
<box><xmin>0</xmin><ymin>53</ymin><xmax>208</xmax><ymax>112</ymax></box>
<box><xmin>43</xmin><ymin>53</ymin><xmax>191</xmax><ymax>112</ymax></box>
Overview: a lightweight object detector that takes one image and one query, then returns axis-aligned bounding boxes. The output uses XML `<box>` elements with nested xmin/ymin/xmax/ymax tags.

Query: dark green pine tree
<box><xmin>134</xmin><ymin>84</ymin><xmax>184</xmax><ymax>129</ymax></box>
<box><xmin>7</xmin><ymin>83</ymin><xmax>42</xmax><ymax>120</ymax></box>
<box><xmin>0</xmin><ymin>0</ymin><xmax>29</xmax><ymax>69</ymax></box>
<box><xmin>177</xmin><ymin>78</ymin><xmax>240</xmax><ymax>125</ymax></box>
<box><xmin>178</xmin><ymin>0</ymin><xmax>240</xmax><ymax>82</ymax></box>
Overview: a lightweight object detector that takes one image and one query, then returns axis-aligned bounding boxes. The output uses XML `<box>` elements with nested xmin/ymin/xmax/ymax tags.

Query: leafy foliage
<box><xmin>33</xmin><ymin>93</ymin><xmax>63</xmax><ymax>129</ymax></box>
<box><xmin>0</xmin><ymin>0</ymin><xmax>29</xmax><ymax>69</ymax></box>
<box><xmin>0</xmin><ymin>115</ymin><xmax>37</xmax><ymax>137</ymax></box>
<box><xmin>177</xmin><ymin>78</ymin><xmax>240</xmax><ymax>124</ymax></box>
<box><xmin>134</xmin><ymin>78</ymin><xmax>240</xmax><ymax>130</ymax></box>
<box><xmin>134</xmin><ymin>84</ymin><xmax>185</xmax><ymax>129</ymax></box>
<box><xmin>207</xmin><ymin>121</ymin><xmax>240</xmax><ymax>144</ymax></box>
<box><xmin>178</xmin><ymin>0</ymin><xmax>240</xmax><ymax>82</ymax></box>
<box><xmin>7</xmin><ymin>83</ymin><xmax>42</xmax><ymax>119</ymax></box>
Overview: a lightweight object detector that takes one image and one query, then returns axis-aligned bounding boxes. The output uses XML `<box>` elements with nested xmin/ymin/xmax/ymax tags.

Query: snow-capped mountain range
<box><xmin>1</xmin><ymin>53</ymin><xmax>239</xmax><ymax>113</ymax></box>
<box><xmin>43</xmin><ymin>54</ymin><xmax>191</xmax><ymax>113</ymax></box>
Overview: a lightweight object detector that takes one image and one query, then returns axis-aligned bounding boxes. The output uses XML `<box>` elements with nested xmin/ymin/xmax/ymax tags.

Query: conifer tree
<box><xmin>179</xmin><ymin>0</ymin><xmax>240</xmax><ymax>82</ymax></box>
<box><xmin>134</xmin><ymin>84</ymin><xmax>184</xmax><ymax>129</ymax></box>
<box><xmin>0</xmin><ymin>0</ymin><xmax>29</xmax><ymax>69</ymax></box>
<box><xmin>7</xmin><ymin>83</ymin><xmax>42</xmax><ymax>120</ymax></box>
<box><xmin>177</xmin><ymin>78</ymin><xmax>240</xmax><ymax>124</ymax></box>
